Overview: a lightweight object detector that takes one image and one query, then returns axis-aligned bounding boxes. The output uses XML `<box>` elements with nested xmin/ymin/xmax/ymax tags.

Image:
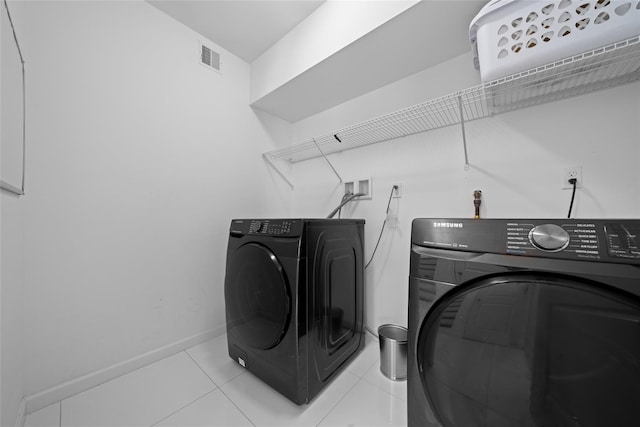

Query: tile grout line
<box><xmin>147</xmin><ymin>350</ymin><xmax>219</xmax><ymax>426</ymax></box>
<box><xmin>182</xmin><ymin>349</ymin><xmax>255</xmax><ymax>426</ymax></box>
<box><xmin>217</xmin><ymin>386</ymin><xmax>257</xmax><ymax>427</ymax></box>
<box><xmin>184</xmin><ymin>349</ymin><xmax>219</xmax><ymax>387</ymax></box>
<box><xmin>314</xmin><ymin>372</ymin><xmax>362</xmax><ymax>427</ymax></box>
<box><xmin>352</xmin><ymin>342</ymin><xmax>406</xmax><ymax>402</ymax></box>
<box><xmin>149</xmin><ymin>388</ymin><xmax>219</xmax><ymax>427</ymax></box>
<box><xmin>41</xmin><ymin>348</ymin><xmax>193</xmax><ymax>420</ymax></box>
<box><xmin>352</xmin><ymin>355</ymin><xmax>379</xmax><ymax>379</ymax></box>
<box><xmin>312</xmin><ymin>341</ymin><xmax>383</xmax><ymax>426</ymax></box>
<box><xmin>185</xmin><ymin>344</ymin><xmax>246</xmax><ymax>387</ymax></box>
<box><xmin>359</xmin><ymin>371</ymin><xmax>407</xmax><ymax>402</ymax></box>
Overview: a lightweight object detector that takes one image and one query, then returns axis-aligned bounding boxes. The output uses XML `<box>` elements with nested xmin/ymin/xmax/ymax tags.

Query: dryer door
<box><xmin>225</xmin><ymin>243</ymin><xmax>291</xmax><ymax>350</ymax></box>
<box><xmin>416</xmin><ymin>274</ymin><xmax>640</xmax><ymax>427</ymax></box>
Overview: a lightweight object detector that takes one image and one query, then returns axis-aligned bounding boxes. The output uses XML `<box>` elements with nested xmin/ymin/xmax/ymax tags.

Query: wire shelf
<box><xmin>264</xmin><ymin>36</ymin><xmax>640</xmax><ymax>167</ymax></box>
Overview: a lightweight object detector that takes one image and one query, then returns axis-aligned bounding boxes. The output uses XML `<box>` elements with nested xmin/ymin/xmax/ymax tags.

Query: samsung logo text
<box><xmin>433</xmin><ymin>222</ymin><xmax>464</xmax><ymax>228</ymax></box>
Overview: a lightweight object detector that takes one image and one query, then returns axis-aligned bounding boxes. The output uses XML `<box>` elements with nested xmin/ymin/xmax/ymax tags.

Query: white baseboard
<box><xmin>14</xmin><ymin>398</ymin><xmax>27</xmax><ymax>427</ymax></box>
<box><xmin>24</xmin><ymin>325</ymin><xmax>225</xmax><ymax>415</ymax></box>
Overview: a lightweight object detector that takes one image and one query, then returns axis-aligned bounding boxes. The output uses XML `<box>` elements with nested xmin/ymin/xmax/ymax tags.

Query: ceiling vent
<box><xmin>200</xmin><ymin>43</ymin><xmax>220</xmax><ymax>72</ymax></box>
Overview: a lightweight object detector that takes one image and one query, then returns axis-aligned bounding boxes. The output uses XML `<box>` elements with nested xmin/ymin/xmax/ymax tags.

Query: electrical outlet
<box><xmin>392</xmin><ymin>184</ymin><xmax>402</xmax><ymax>198</ymax></box>
<box><xmin>563</xmin><ymin>166</ymin><xmax>582</xmax><ymax>189</ymax></box>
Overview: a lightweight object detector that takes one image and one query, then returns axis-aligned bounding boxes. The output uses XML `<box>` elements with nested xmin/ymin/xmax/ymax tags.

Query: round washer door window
<box><xmin>417</xmin><ymin>274</ymin><xmax>640</xmax><ymax>427</ymax></box>
<box><xmin>224</xmin><ymin>243</ymin><xmax>291</xmax><ymax>350</ymax></box>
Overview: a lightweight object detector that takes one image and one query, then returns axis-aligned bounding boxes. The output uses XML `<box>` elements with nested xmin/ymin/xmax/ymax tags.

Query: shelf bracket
<box><xmin>262</xmin><ymin>153</ymin><xmax>294</xmax><ymax>190</ymax></box>
<box><xmin>313</xmin><ymin>138</ymin><xmax>343</xmax><ymax>183</ymax></box>
<box><xmin>458</xmin><ymin>95</ymin><xmax>470</xmax><ymax>171</ymax></box>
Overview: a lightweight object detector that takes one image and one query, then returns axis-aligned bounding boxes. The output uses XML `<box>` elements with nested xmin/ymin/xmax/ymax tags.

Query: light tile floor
<box><xmin>25</xmin><ymin>333</ymin><xmax>407</xmax><ymax>427</ymax></box>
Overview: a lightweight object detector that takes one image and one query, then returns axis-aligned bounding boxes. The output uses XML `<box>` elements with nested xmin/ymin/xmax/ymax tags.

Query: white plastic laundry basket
<box><xmin>469</xmin><ymin>0</ymin><xmax>640</xmax><ymax>82</ymax></box>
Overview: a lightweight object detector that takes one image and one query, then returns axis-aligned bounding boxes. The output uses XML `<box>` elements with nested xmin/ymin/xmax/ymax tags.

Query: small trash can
<box><xmin>378</xmin><ymin>324</ymin><xmax>408</xmax><ymax>381</ymax></box>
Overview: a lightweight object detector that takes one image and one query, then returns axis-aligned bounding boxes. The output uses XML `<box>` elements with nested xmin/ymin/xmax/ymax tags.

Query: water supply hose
<box><xmin>326</xmin><ymin>192</ymin><xmax>365</xmax><ymax>219</ymax></box>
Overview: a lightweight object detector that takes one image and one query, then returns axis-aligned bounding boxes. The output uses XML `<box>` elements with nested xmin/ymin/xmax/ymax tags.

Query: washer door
<box><xmin>225</xmin><ymin>243</ymin><xmax>291</xmax><ymax>350</ymax></box>
<box><xmin>417</xmin><ymin>274</ymin><xmax>640</xmax><ymax>427</ymax></box>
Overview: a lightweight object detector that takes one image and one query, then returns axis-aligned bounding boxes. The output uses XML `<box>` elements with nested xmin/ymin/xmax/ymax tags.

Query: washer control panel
<box><xmin>528</xmin><ymin>224</ymin><xmax>570</xmax><ymax>252</ymax></box>
<box><xmin>507</xmin><ymin>222</ymin><xmax>602</xmax><ymax>259</ymax></box>
<box><xmin>605</xmin><ymin>223</ymin><xmax>640</xmax><ymax>260</ymax></box>
<box><xmin>412</xmin><ymin>219</ymin><xmax>640</xmax><ymax>264</ymax></box>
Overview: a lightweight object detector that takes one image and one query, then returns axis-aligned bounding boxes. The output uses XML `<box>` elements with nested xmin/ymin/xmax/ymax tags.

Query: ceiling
<box><xmin>146</xmin><ymin>0</ymin><xmax>326</xmax><ymax>63</ymax></box>
<box><xmin>146</xmin><ymin>0</ymin><xmax>485</xmax><ymax>121</ymax></box>
<box><xmin>251</xmin><ymin>0</ymin><xmax>485</xmax><ymax>121</ymax></box>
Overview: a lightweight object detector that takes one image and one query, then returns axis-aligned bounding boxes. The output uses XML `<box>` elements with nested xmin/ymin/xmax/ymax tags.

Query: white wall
<box><xmin>290</xmin><ymin>52</ymin><xmax>640</xmax><ymax>331</ymax></box>
<box><xmin>9</xmin><ymin>0</ymin><xmax>290</xmax><ymax>410</ymax></box>
<box><xmin>3</xmin><ymin>0</ymin><xmax>639</xmax><ymax>420</ymax></box>
<box><xmin>1</xmin><ymin>1</ymin><xmax>27</xmax><ymax>425</ymax></box>
<box><xmin>1</xmin><ymin>191</ymin><xmax>25</xmax><ymax>427</ymax></box>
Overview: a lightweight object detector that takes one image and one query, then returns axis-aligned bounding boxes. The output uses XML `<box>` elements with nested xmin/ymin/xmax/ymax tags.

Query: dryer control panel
<box><xmin>229</xmin><ymin>219</ymin><xmax>303</xmax><ymax>237</ymax></box>
<box><xmin>411</xmin><ymin>219</ymin><xmax>640</xmax><ymax>264</ymax></box>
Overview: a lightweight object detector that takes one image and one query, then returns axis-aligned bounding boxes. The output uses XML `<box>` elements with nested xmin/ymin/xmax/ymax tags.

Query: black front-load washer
<box><xmin>224</xmin><ymin>218</ymin><xmax>365</xmax><ymax>404</ymax></box>
<box><xmin>408</xmin><ymin>218</ymin><xmax>640</xmax><ymax>427</ymax></box>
